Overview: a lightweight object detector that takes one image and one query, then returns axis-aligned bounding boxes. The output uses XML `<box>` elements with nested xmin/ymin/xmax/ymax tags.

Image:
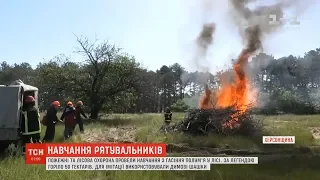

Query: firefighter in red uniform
<box><xmin>21</xmin><ymin>96</ymin><xmax>41</xmax><ymax>152</ymax></box>
<box><xmin>60</xmin><ymin>101</ymin><xmax>76</xmax><ymax>140</ymax></box>
<box><xmin>75</xmin><ymin>101</ymin><xmax>88</xmax><ymax>133</ymax></box>
<box><xmin>42</xmin><ymin>101</ymin><xmax>60</xmax><ymax>142</ymax></box>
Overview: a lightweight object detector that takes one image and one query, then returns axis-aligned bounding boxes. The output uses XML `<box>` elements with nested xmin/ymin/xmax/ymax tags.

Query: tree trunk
<box><xmin>90</xmin><ymin>104</ymin><xmax>101</xmax><ymax>119</ymax></box>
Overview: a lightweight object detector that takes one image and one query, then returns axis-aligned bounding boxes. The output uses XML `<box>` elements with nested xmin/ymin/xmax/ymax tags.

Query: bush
<box><xmin>254</xmin><ymin>92</ymin><xmax>278</xmax><ymax>114</ymax></box>
<box><xmin>5</xmin><ymin>143</ymin><xmax>23</xmax><ymax>157</ymax></box>
<box><xmin>182</xmin><ymin>95</ymin><xmax>200</xmax><ymax>109</ymax></box>
<box><xmin>257</xmin><ymin>89</ymin><xmax>317</xmax><ymax>115</ymax></box>
<box><xmin>170</xmin><ymin>99</ymin><xmax>190</xmax><ymax>112</ymax></box>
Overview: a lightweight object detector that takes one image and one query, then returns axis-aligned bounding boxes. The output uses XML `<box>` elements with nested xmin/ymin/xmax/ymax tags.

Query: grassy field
<box><xmin>0</xmin><ymin>113</ymin><xmax>320</xmax><ymax>180</ymax></box>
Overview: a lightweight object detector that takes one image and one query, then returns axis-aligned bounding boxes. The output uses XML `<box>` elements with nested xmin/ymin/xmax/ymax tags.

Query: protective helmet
<box><xmin>76</xmin><ymin>101</ymin><xmax>83</xmax><ymax>106</ymax></box>
<box><xmin>67</xmin><ymin>101</ymin><xmax>73</xmax><ymax>106</ymax></box>
<box><xmin>24</xmin><ymin>96</ymin><xmax>35</xmax><ymax>103</ymax></box>
<box><xmin>51</xmin><ymin>101</ymin><xmax>61</xmax><ymax>107</ymax></box>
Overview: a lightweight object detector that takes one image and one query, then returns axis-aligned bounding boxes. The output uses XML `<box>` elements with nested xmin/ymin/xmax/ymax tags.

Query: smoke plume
<box><xmin>194</xmin><ymin>23</ymin><xmax>216</xmax><ymax>72</ymax></box>
<box><xmin>227</xmin><ymin>0</ymin><xmax>314</xmax><ymax>109</ymax></box>
<box><xmin>196</xmin><ymin>23</ymin><xmax>216</xmax><ymax>51</ymax></box>
<box><xmin>229</xmin><ymin>0</ymin><xmax>313</xmax><ymax>55</ymax></box>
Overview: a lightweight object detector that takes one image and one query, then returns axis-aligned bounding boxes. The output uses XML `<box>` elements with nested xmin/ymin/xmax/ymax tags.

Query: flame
<box><xmin>199</xmin><ymin>49</ymin><xmax>257</xmax><ymax>129</ymax></box>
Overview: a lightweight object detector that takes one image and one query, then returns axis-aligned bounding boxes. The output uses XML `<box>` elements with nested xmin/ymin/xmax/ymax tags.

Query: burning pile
<box><xmin>167</xmin><ymin>7</ymin><xmax>264</xmax><ymax>135</ymax></box>
<box><xmin>169</xmin><ymin>45</ymin><xmax>261</xmax><ymax>136</ymax></box>
<box><xmin>196</xmin><ymin>25</ymin><xmax>261</xmax><ymax>131</ymax></box>
<box><xmin>167</xmin><ymin>52</ymin><xmax>261</xmax><ymax>135</ymax></box>
<box><xmin>176</xmin><ymin>107</ymin><xmax>260</xmax><ymax>136</ymax></box>
<box><xmin>165</xmin><ymin>24</ymin><xmax>261</xmax><ymax>136</ymax></box>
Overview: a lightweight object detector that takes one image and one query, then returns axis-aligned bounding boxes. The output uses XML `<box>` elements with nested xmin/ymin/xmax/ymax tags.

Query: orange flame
<box><xmin>199</xmin><ymin>49</ymin><xmax>257</xmax><ymax>128</ymax></box>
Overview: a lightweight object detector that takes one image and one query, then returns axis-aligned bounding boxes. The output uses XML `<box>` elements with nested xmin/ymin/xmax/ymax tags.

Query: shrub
<box><xmin>170</xmin><ymin>99</ymin><xmax>190</xmax><ymax>112</ymax></box>
<box><xmin>257</xmin><ymin>89</ymin><xmax>317</xmax><ymax>115</ymax></box>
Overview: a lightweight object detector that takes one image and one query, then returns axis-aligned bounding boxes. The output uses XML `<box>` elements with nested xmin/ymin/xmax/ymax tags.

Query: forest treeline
<box><xmin>1</xmin><ymin>36</ymin><xmax>320</xmax><ymax>118</ymax></box>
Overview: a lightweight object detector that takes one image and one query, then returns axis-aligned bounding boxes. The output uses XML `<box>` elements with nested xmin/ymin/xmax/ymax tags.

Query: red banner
<box><xmin>25</xmin><ymin>143</ymin><xmax>166</xmax><ymax>164</ymax></box>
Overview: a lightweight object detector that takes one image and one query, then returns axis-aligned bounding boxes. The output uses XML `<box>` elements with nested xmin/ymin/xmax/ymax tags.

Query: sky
<box><xmin>0</xmin><ymin>0</ymin><xmax>319</xmax><ymax>73</ymax></box>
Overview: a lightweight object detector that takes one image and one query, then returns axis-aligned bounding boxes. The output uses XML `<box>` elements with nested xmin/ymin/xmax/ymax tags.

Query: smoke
<box><xmin>181</xmin><ymin>23</ymin><xmax>216</xmax><ymax>86</ymax></box>
<box><xmin>229</xmin><ymin>0</ymin><xmax>314</xmax><ymax>56</ymax></box>
<box><xmin>226</xmin><ymin>0</ymin><xmax>313</xmax><ymax>106</ymax></box>
<box><xmin>193</xmin><ymin>23</ymin><xmax>216</xmax><ymax>73</ymax></box>
<box><xmin>229</xmin><ymin>0</ymin><xmax>286</xmax><ymax>55</ymax></box>
<box><xmin>196</xmin><ymin>23</ymin><xmax>216</xmax><ymax>52</ymax></box>
<box><xmin>220</xmin><ymin>0</ymin><xmax>295</xmax><ymax>109</ymax></box>
<box><xmin>181</xmin><ymin>0</ymin><xmax>218</xmax><ymax>86</ymax></box>
<box><xmin>182</xmin><ymin>0</ymin><xmax>314</xmax><ymax>105</ymax></box>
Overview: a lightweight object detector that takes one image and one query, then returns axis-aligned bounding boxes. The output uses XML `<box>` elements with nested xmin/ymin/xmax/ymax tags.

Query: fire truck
<box><xmin>0</xmin><ymin>80</ymin><xmax>38</xmax><ymax>149</ymax></box>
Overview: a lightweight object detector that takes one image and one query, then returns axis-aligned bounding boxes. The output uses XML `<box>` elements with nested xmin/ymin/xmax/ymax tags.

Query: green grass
<box><xmin>0</xmin><ymin>113</ymin><xmax>320</xmax><ymax>180</ymax></box>
<box><xmin>135</xmin><ymin>113</ymin><xmax>320</xmax><ymax>149</ymax></box>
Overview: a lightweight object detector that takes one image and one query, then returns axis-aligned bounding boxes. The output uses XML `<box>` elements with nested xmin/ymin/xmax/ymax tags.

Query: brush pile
<box><xmin>167</xmin><ymin>106</ymin><xmax>262</xmax><ymax>136</ymax></box>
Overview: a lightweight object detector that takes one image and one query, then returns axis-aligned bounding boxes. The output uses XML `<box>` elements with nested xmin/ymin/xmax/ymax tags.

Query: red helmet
<box><xmin>67</xmin><ymin>101</ymin><xmax>73</xmax><ymax>106</ymax></box>
<box><xmin>76</xmin><ymin>101</ymin><xmax>83</xmax><ymax>106</ymax></box>
<box><xmin>51</xmin><ymin>101</ymin><xmax>61</xmax><ymax>107</ymax></box>
<box><xmin>24</xmin><ymin>96</ymin><xmax>35</xmax><ymax>103</ymax></box>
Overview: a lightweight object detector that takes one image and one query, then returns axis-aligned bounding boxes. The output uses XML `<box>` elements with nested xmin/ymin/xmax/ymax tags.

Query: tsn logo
<box><xmin>242</xmin><ymin>14</ymin><xmax>300</xmax><ymax>30</ymax></box>
<box><xmin>268</xmin><ymin>14</ymin><xmax>300</xmax><ymax>26</ymax></box>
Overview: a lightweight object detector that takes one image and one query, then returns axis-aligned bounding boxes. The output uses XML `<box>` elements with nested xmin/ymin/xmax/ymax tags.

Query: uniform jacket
<box><xmin>21</xmin><ymin>106</ymin><xmax>41</xmax><ymax>135</ymax></box>
<box><xmin>164</xmin><ymin>109</ymin><xmax>172</xmax><ymax>121</ymax></box>
<box><xmin>75</xmin><ymin>106</ymin><xmax>88</xmax><ymax>120</ymax></box>
<box><xmin>61</xmin><ymin>106</ymin><xmax>76</xmax><ymax>128</ymax></box>
<box><xmin>46</xmin><ymin>106</ymin><xmax>59</xmax><ymax>126</ymax></box>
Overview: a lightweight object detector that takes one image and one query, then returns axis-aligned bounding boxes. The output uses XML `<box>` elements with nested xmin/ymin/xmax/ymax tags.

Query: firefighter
<box><xmin>164</xmin><ymin>107</ymin><xmax>172</xmax><ymax>125</ymax></box>
<box><xmin>21</xmin><ymin>96</ymin><xmax>41</xmax><ymax>153</ymax></box>
<box><xmin>161</xmin><ymin>107</ymin><xmax>172</xmax><ymax>133</ymax></box>
<box><xmin>60</xmin><ymin>101</ymin><xmax>76</xmax><ymax>140</ymax></box>
<box><xmin>42</xmin><ymin>101</ymin><xmax>60</xmax><ymax>142</ymax></box>
<box><xmin>75</xmin><ymin>101</ymin><xmax>88</xmax><ymax>133</ymax></box>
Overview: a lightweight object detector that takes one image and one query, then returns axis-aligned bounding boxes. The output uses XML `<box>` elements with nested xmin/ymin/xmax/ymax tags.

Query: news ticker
<box><xmin>46</xmin><ymin>157</ymin><xmax>259</xmax><ymax>170</ymax></box>
<box><xmin>26</xmin><ymin>136</ymin><xmax>294</xmax><ymax>170</ymax></box>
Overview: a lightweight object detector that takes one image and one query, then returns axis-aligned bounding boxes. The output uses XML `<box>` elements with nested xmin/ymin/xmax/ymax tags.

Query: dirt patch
<box><xmin>309</xmin><ymin>127</ymin><xmax>320</xmax><ymax>140</ymax></box>
<box><xmin>272</xmin><ymin>121</ymin><xmax>291</xmax><ymax>123</ymax></box>
<box><xmin>80</xmin><ymin>126</ymin><xmax>137</xmax><ymax>143</ymax></box>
